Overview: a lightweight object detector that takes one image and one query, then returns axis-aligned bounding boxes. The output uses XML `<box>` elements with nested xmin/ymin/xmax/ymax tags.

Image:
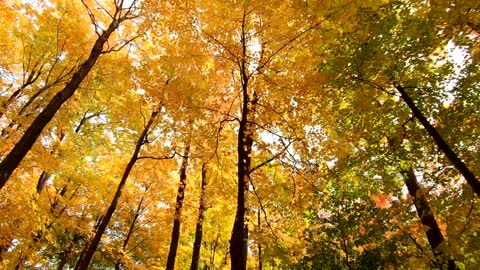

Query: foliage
<box><xmin>0</xmin><ymin>0</ymin><xmax>479</xmax><ymax>269</ymax></box>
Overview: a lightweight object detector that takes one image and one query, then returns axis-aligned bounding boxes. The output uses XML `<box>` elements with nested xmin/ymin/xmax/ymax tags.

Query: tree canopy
<box><xmin>0</xmin><ymin>0</ymin><xmax>479</xmax><ymax>269</ymax></box>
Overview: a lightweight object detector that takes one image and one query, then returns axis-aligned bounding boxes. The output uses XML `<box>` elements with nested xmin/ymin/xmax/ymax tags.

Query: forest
<box><xmin>0</xmin><ymin>0</ymin><xmax>479</xmax><ymax>269</ymax></box>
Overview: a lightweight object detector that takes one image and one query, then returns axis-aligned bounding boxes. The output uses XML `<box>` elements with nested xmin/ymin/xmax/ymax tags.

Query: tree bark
<box><xmin>74</xmin><ymin>110</ymin><xmax>158</xmax><ymax>270</ymax></box>
<box><xmin>0</xmin><ymin>14</ymin><xmax>124</xmax><ymax>190</ymax></box>
<box><xmin>191</xmin><ymin>163</ymin><xmax>208</xmax><ymax>270</ymax></box>
<box><xmin>230</xmin><ymin>10</ymin><xmax>254</xmax><ymax>270</ymax></box>
<box><xmin>166</xmin><ymin>145</ymin><xmax>190</xmax><ymax>270</ymax></box>
<box><xmin>402</xmin><ymin>167</ymin><xmax>458</xmax><ymax>270</ymax></box>
<box><xmin>396</xmin><ymin>85</ymin><xmax>480</xmax><ymax>198</ymax></box>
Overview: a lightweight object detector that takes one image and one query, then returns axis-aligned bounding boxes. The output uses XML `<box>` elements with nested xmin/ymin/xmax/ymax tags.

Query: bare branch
<box><xmin>81</xmin><ymin>0</ymin><xmax>103</xmax><ymax>36</ymax></box>
<box><xmin>95</xmin><ymin>0</ymin><xmax>114</xmax><ymax>19</ymax></box>
<box><xmin>249</xmin><ymin>176</ymin><xmax>290</xmax><ymax>256</ymax></box>
<box><xmin>126</xmin><ymin>237</ymin><xmax>148</xmax><ymax>253</ymax></box>
<box><xmin>136</xmin><ymin>152</ymin><xmax>177</xmax><ymax>161</ymax></box>
<box><xmin>18</xmin><ymin>63</ymin><xmax>79</xmax><ymax>116</ymax></box>
<box><xmin>250</xmin><ymin>139</ymin><xmax>297</xmax><ymax>173</ymax></box>
<box><xmin>352</xmin><ymin>74</ymin><xmax>397</xmax><ymax>96</ymax></box>
<box><xmin>409</xmin><ymin>235</ymin><xmax>425</xmax><ymax>254</ymax></box>
<box><xmin>101</xmin><ymin>35</ymin><xmax>140</xmax><ymax>54</ymax></box>
<box><xmin>248</xmin><ymin>2</ymin><xmax>355</xmax><ymax>81</ymax></box>
<box><xmin>201</xmin><ymin>30</ymin><xmax>241</xmax><ymax>64</ymax></box>
<box><xmin>75</xmin><ymin>110</ymin><xmax>105</xmax><ymax>133</ymax></box>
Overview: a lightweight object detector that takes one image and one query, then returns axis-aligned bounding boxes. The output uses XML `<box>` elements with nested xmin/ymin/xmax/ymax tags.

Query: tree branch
<box><xmin>136</xmin><ymin>152</ymin><xmax>177</xmax><ymax>161</ymax></box>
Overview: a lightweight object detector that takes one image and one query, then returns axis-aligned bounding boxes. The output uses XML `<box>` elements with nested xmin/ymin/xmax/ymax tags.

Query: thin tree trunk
<box><xmin>257</xmin><ymin>210</ymin><xmax>262</xmax><ymax>270</ymax></box>
<box><xmin>15</xmin><ymin>178</ymin><xmax>75</xmax><ymax>267</ymax></box>
<box><xmin>396</xmin><ymin>85</ymin><xmax>480</xmax><ymax>197</ymax></box>
<box><xmin>0</xmin><ymin>11</ymin><xmax>125</xmax><ymax>190</ymax></box>
<box><xmin>339</xmin><ymin>236</ymin><xmax>352</xmax><ymax>270</ymax></box>
<box><xmin>114</xmin><ymin>195</ymin><xmax>145</xmax><ymax>270</ymax></box>
<box><xmin>191</xmin><ymin>163</ymin><xmax>208</xmax><ymax>270</ymax></box>
<box><xmin>210</xmin><ymin>233</ymin><xmax>220</xmax><ymax>269</ymax></box>
<box><xmin>166</xmin><ymin>145</ymin><xmax>190</xmax><ymax>270</ymax></box>
<box><xmin>230</xmin><ymin>10</ymin><xmax>255</xmax><ymax>270</ymax></box>
<box><xmin>74</xmin><ymin>111</ymin><xmax>158</xmax><ymax>270</ymax></box>
<box><xmin>402</xmin><ymin>167</ymin><xmax>458</xmax><ymax>270</ymax></box>
<box><xmin>14</xmin><ymin>253</ymin><xmax>25</xmax><ymax>270</ymax></box>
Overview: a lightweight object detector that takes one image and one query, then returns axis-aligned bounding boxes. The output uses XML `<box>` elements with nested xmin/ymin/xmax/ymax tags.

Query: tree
<box><xmin>114</xmin><ymin>187</ymin><xmax>147</xmax><ymax>270</ymax></box>
<box><xmin>74</xmin><ymin>110</ymin><xmax>159</xmax><ymax>269</ymax></box>
<box><xmin>194</xmin><ymin>1</ymin><xmax>339</xmax><ymax>267</ymax></box>
<box><xmin>322</xmin><ymin>0</ymin><xmax>480</xmax><ymax>197</ymax></box>
<box><xmin>166</xmin><ymin>145</ymin><xmax>190</xmax><ymax>270</ymax></box>
<box><xmin>307</xmin><ymin>2</ymin><xmax>480</xmax><ymax>268</ymax></box>
<box><xmin>402</xmin><ymin>166</ymin><xmax>458</xmax><ymax>270</ymax></box>
<box><xmin>191</xmin><ymin>163</ymin><xmax>208</xmax><ymax>270</ymax></box>
<box><xmin>395</xmin><ymin>85</ymin><xmax>480</xmax><ymax>197</ymax></box>
<box><xmin>0</xmin><ymin>0</ymin><xmax>141</xmax><ymax>189</ymax></box>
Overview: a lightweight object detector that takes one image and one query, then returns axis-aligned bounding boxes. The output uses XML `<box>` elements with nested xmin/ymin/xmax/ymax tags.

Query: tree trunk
<box><xmin>36</xmin><ymin>171</ymin><xmax>50</xmax><ymax>194</ymax></box>
<box><xmin>257</xmin><ymin>210</ymin><xmax>262</xmax><ymax>270</ymax></box>
<box><xmin>209</xmin><ymin>234</ymin><xmax>220</xmax><ymax>269</ymax></box>
<box><xmin>230</xmin><ymin>85</ymin><xmax>251</xmax><ymax>270</ymax></box>
<box><xmin>74</xmin><ymin>111</ymin><xmax>158</xmax><ymax>270</ymax></box>
<box><xmin>166</xmin><ymin>145</ymin><xmax>190</xmax><ymax>270</ymax></box>
<box><xmin>0</xmin><ymin>14</ymin><xmax>123</xmax><ymax>190</ymax></box>
<box><xmin>396</xmin><ymin>85</ymin><xmax>480</xmax><ymax>198</ymax></box>
<box><xmin>0</xmin><ymin>235</ymin><xmax>12</xmax><ymax>262</ymax></box>
<box><xmin>114</xmin><ymin>196</ymin><xmax>145</xmax><ymax>270</ymax></box>
<box><xmin>230</xmin><ymin>10</ymin><xmax>254</xmax><ymax>270</ymax></box>
<box><xmin>402</xmin><ymin>167</ymin><xmax>458</xmax><ymax>270</ymax></box>
<box><xmin>191</xmin><ymin>163</ymin><xmax>208</xmax><ymax>270</ymax></box>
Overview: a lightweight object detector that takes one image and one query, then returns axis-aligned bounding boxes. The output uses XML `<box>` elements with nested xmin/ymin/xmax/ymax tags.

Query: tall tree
<box><xmin>114</xmin><ymin>191</ymin><xmax>147</xmax><ymax>270</ymax></box>
<box><xmin>395</xmin><ymin>85</ymin><xmax>480</xmax><ymax>197</ymax></box>
<box><xmin>194</xmin><ymin>1</ymin><xmax>334</xmax><ymax>266</ymax></box>
<box><xmin>229</xmin><ymin>11</ymin><xmax>256</xmax><ymax>268</ymax></box>
<box><xmin>402</xmin><ymin>166</ymin><xmax>458</xmax><ymax>270</ymax></box>
<box><xmin>166</xmin><ymin>145</ymin><xmax>190</xmax><ymax>270</ymax></box>
<box><xmin>74</xmin><ymin>110</ymin><xmax>159</xmax><ymax>270</ymax></box>
<box><xmin>322</xmin><ymin>0</ymin><xmax>480</xmax><ymax>196</ymax></box>
<box><xmin>0</xmin><ymin>0</ymin><xmax>140</xmax><ymax>189</ymax></box>
<box><xmin>190</xmin><ymin>163</ymin><xmax>208</xmax><ymax>270</ymax></box>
